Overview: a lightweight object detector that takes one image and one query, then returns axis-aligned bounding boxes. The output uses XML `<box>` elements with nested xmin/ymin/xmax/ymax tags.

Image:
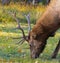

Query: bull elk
<box><xmin>9</xmin><ymin>0</ymin><xmax>60</xmax><ymax>59</ymax></box>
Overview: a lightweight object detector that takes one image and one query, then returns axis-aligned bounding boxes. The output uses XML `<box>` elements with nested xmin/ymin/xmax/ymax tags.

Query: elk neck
<box><xmin>31</xmin><ymin>5</ymin><xmax>60</xmax><ymax>40</ymax></box>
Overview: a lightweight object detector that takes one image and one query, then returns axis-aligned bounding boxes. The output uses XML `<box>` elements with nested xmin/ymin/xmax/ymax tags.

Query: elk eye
<box><xmin>30</xmin><ymin>44</ymin><xmax>32</xmax><ymax>47</ymax></box>
<box><xmin>29</xmin><ymin>43</ymin><xmax>33</xmax><ymax>47</ymax></box>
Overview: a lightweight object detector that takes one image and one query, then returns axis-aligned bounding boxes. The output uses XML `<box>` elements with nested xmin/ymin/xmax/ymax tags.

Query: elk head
<box><xmin>8</xmin><ymin>12</ymin><xmax>48</xmax><ymax>59</ymax></box>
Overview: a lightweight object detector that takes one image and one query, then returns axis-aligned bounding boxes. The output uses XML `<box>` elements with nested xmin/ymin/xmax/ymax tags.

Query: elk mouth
<box><xmin>31</xmin><ymin>53</ymin><xmax>40</xmax><ymax>59</ymax></box>
<box><xmin>31</xmin><ymin>47</ymin><xmax>45</xmax><ymax>59</ymax></box>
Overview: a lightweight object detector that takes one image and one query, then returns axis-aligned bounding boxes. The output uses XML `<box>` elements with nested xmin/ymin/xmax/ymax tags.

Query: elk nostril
<box><xmin>35</xmin><ymin>55</ymin><xmax>39</xmax><ymax>58</ymax></box>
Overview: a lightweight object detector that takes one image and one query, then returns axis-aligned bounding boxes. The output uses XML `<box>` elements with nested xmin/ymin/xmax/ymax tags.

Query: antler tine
<box><xmin>8</xmin><ymin>11</ymin><xmax>27</xmax><ymax>41</ymax></box>
<box><xmin>24</xmin><ymin>13</ymin><xmax>31</xmax><ymax>33</ymax></box>
<box><xmin>16</xmin><ymin>38</ymin><xmax>25</xmax><ymax>44</ymax></box>
<box><xmin>8</xmin><ymin>11</ymin><xmax>20</xmax><ymax>28</ymax></box>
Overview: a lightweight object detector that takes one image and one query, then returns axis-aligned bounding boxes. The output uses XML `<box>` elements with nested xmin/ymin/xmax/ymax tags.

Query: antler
<box><xmin>24</xmin><ymin>13</ymin><xmax>31</xmax><ymax>33</ymax></box>
<box><xmin>8</xmin><ymin>11</ymin><xmax>31</xmax><ymax>44</ymax></box>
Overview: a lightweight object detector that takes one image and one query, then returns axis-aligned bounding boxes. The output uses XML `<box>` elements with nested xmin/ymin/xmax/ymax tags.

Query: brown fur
<box><xmin>28</xmin><ymin>0</ymin><xmax>60</xmax><ymax>58</ymax></box>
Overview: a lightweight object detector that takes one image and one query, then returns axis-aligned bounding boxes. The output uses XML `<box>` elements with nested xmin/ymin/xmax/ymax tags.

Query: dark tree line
<box><xmin>1</xmin><ymin>0</ymin><xmax>50</xmax><ymax>5</ymax></box>
<box><xmin>1</xmin><ymin>0</ymin><xmax>10</xmax><ymax>5</ymax></box>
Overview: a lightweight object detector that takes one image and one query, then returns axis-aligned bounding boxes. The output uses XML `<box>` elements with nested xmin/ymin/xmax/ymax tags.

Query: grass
<box><xmin>0</xmin><ymin>3</ymin><xmax>60</xmax><ymax>63</ymax></box>
<box><xmin>0</xmin><ymin>22</ymin><xmax>60</xmax><ymax>63</ymax></box>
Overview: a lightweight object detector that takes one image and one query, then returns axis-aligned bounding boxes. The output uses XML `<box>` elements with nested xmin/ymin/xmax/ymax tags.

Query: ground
<box><xmin>0</xmin><ymin>23</ymin><xmax>60</xmax><ymax>63</ymax></box>
<box><xmin>0</xmin><ymin>3</ymin><xmax>60</xmax><ymax>63</ymax></box>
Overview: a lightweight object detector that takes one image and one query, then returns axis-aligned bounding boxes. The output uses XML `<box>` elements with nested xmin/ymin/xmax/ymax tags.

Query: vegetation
<box><xmin>0</xmin><ymin>3</ymin><xmax>60</xmax><ymax>63</ymax></box>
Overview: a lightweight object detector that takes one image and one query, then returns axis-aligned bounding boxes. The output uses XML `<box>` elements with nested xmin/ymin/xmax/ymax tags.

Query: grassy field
<box><xmin>0</xmin><ymin>4</ymin><xmax>60</xmax><ymax>63</ymax></box>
